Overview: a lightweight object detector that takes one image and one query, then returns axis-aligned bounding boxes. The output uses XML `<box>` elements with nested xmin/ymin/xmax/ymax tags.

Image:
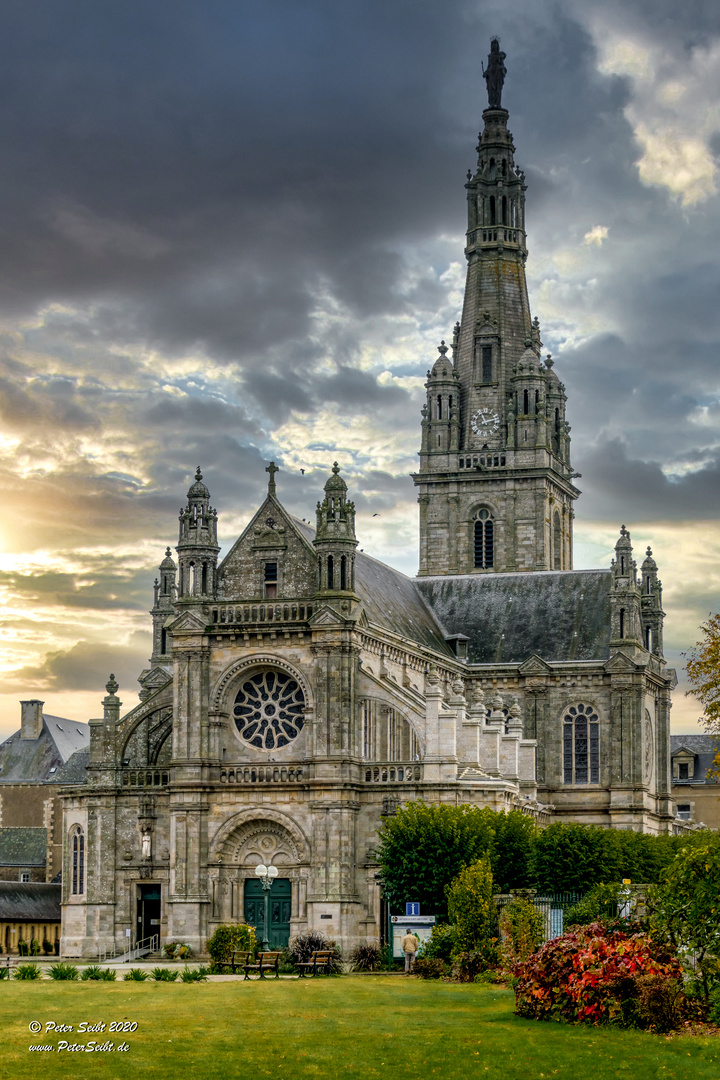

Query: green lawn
<box><xmin>0</xmin><ymin>975</ymin><xmax>717</xmax><ymax>1080</ymax></box>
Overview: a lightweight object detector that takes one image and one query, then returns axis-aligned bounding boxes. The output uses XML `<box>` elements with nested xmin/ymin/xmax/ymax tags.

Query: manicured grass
<box><xmin>0</xmin><ymin>976</ymin><xmax>718</xmax><ymax>1079</ymax></box>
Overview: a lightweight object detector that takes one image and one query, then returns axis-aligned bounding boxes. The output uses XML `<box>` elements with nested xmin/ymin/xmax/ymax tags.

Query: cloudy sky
<box><xmin>0</xmin><ymin>0</ymin><xmax>718</xmax><ymax>737</ymax></box>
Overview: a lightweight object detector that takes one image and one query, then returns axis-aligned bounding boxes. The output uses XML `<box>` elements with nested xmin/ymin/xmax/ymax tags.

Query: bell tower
<box><xmin>414</xmin><ymin>40</ymin><xmax>580</xmax><ymax>576</ymax></box>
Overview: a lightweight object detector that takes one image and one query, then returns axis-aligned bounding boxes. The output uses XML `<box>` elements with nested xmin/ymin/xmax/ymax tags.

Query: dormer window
<box><xmin>678</xmin><ymin>762</ymin><xmax>689</xmax><ymax>780</ymax></box>
<box><xmin>264</xmin><ymin>562</ymin><xmax>278</xmax><ymax>599</ymax></box>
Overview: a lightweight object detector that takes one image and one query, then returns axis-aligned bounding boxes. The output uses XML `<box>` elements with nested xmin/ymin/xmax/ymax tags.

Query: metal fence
<box><xmin>495</xmin><ymin>891</ymin><xmax>620</xmax><ymax>943</ymax></box>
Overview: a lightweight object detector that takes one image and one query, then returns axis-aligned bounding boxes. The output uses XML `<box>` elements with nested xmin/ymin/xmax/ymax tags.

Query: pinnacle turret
<box><xmin>176</xmin><ymin>466</ymin><xmax>220</xmax><ymax>600</ymax></box>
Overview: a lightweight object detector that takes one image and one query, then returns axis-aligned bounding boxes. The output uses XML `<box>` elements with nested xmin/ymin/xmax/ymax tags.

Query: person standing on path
<box><xmin>402</xmin><ymin>931</ymin><xmax>418</xmax><ymax>973</ymax></box>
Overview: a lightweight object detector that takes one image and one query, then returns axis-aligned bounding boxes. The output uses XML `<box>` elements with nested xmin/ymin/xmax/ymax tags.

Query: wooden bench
<box><xmin>297</xmin><ymin>949</ymin><xmax>335</xmax><ymax>977</ymax></box>
<box><xmin>242</xmin><ymin>950</ymin><xmax>282</xmax><ymax>980</ymax></box>
<box><xmin>215</xmin><ymin>950</ymin><xmax>254</xmax><ymax>975</ymax></box>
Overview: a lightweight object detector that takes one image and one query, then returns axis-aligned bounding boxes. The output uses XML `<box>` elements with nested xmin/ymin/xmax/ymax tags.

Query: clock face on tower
<box><xmin>471</xmin><ymin>407</ymin><xmax>500</xmax><ymax>438</ymax></box>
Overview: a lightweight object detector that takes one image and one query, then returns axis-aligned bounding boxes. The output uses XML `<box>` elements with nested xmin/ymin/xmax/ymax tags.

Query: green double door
<box><xmin>244</xmin><ymin>878</ymin><xmax>291</xmax><ymax>949</ymax></box>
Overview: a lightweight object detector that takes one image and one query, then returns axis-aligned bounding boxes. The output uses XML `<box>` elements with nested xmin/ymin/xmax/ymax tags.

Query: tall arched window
<box><xmin>553</xmin><ymin>511</ymin><xmax>561</xmax><ymax>570</ymax></box>
<box><xmin>563</xmin><ymin>703</ymin><xmax>599</xmax><ymax>784</ymax></box>
<box><xmin>340</xmin><ymin>555</ymin><xmax>347</xmax><ymax>591</ymax></box>
<box><xmin>70</xmin><ymin>826</ymin><xmax>85</xmax><ymax>895</ymax></box>
<box><xmin>327</xmin><ymin>555</ymin><xmax>334</xmax><ymax>590</ymax></box>
<box><xmin>523</xmin><ymin>389</ymin><xmax>529</xmax><ymax>414</ymax></box>
<box><xmin>489</xmin><ymin>195</ymin><xmax>496</xmax><ymax>224</ymax></box>
<box><xmin>482</xmin><ymin>346</ymin><xmax>492</xmax><ymax>383</ymax></box>
<box><xmin>474</xmin><ymin>509</ymin><xmax>494</xmax><ymax>569</ymax></box>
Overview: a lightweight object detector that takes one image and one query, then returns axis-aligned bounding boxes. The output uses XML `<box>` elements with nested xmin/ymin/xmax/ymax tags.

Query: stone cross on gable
<box><xmin>266</xmin><ymin>461</ymin><xmax>279</xmax><ymax>496</ymax></box>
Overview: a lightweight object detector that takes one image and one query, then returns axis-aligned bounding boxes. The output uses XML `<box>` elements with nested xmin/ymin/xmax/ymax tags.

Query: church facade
<box><xmin>61</xmin><ymin>51</ymin><xmax>677</xmax><ymax>958</ymax></box>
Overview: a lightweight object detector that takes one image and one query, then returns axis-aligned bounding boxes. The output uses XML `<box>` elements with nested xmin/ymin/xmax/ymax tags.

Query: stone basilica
<box><xmin>61</xmin><ymin>49</ymin><xmax>677</xmax><ymax>957</ymax></box>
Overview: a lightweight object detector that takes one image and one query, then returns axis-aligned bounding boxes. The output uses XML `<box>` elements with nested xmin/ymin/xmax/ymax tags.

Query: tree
<box><xmin>684</xmin><ymin>614</ymin><xmax>720</xmax><ymax>768</ymax></box>
<box><xmin>446</xmin><ymin>858</ymin><xmax>496</xmax><ymax>951</ymax></box>
<box><xmin>376</xmin><ymin>802</ymin><xmax>496</xmax><ymax>916</ymax></box>
<box><xmin>648</xmin><ymin>836</ymin><xmax>720</xmax><ymax>999</ymax></box>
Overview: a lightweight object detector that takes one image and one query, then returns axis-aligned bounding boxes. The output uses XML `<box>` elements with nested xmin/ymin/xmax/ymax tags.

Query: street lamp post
<box><xmin>254</xmin><ymin>863</ymin><xmax>278</xmax><ymax>950</ymax></box>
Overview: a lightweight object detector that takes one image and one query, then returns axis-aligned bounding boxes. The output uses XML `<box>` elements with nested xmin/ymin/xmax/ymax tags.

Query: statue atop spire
<box><xmin>482</xmin><ymin>38</ymin><xmax>507</xmax><ymax>108</ymax></box>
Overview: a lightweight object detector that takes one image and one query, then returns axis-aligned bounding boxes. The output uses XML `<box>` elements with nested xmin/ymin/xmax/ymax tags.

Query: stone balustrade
<box><xmin>210</xmin><ymin>601</ymin><xmax>315</xmax><ymax>625</ymax></box>
<box><xmin>364</xmin><ymin>763</ymin><xmax>423</xmax><ymax>784</ymax></box>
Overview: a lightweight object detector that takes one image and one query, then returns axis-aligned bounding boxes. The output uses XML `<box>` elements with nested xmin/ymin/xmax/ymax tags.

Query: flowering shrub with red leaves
<box><xmin>513</xmin><ymin>922</ymin><xmax>684</xmax><ymax>1030</ymax></box>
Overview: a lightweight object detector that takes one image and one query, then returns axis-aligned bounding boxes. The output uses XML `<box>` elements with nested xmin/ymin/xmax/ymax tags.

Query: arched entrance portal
<box><xmin>244</xmin><ymin>878</ymin><xmax>291</xmax><ymax>949</ymax></box>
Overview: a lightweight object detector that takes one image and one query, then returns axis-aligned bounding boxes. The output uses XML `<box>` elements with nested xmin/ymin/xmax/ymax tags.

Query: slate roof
<box><xmin>416</xmin><ymin>569</ymin><xmax>612</xmax><ymax>664</ymax></box>
<box><xmin>48</xmin><ymin>747</ymin><xmax>89</xmax><ymax>785</ymax></box>
<box><xmin>670</xmin><ymin>734</ymin><xmax>720</xmax><ymax>785</ymax></box>
<box><xmin>0</xmin><ymin>828</ymin><xmax>47</xmax><ymax>867</ymax></box>
<box><xmin>0</xmin><ymin>714</ymin><xmax>90</xmax><ymax>783</ymax></box>
<box><xmin>0</xmin><ymin>882</ymin><xmax>61</xmax><ymax>921</ymax></box>
<box><xmin>293</xmin><ymin>518</ymin><xmax>452</xmax><ymax>657</ymax></box>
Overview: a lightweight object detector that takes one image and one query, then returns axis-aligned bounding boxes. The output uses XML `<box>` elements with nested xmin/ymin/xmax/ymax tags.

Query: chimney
<box><xmin>20</xmin><ymin>700</ymin><xmax>44</xmax><ymax>740</ymax></box>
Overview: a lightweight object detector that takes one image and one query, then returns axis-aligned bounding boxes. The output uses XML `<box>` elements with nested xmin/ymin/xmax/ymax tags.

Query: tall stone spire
<box><xmin>414</xmin><ymin>44</ymin><xmax>579</xmax><ymax>576</ymax></box>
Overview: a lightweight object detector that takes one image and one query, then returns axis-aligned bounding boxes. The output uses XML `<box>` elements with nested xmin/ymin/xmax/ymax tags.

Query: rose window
<box><xmin>233</xmin><ymin>669</ymin><xmax>305</xmax><ymax>750</ymax></box>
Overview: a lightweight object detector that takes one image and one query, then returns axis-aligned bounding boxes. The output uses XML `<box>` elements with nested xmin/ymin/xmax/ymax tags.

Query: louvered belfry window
<box><xmin>474</xmin><ymin>509</ymin><xmax>494</xmax><ymax>568</ymax></box>
<box><xmin>563</xmin><ymin>703</ymin><xmax>599</xmax><ymax>784</ymax></box>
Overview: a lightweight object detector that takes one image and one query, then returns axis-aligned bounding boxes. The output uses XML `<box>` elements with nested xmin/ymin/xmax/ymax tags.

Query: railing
<box><xmin>211</xmin><ymin>601</ymin><xmax>314</xmax><ymax>626</ymax></box>
<box><xmin>120</xmin><ymin>769</ymin><xmax>169</xmax><ymax>788</ymax></box>
<box><xmin>97</xmin><ymin>934</ymin><xmax>159</xmax><ymax>964</ymax></box>
<box><xmin>476</xmin><ymin>227</ymin><xmax>523</xmax><ymax>245</ymax></box>
<box><xmin>459</xmin><ymin>454</ymin><xmax>506</xmax><ymax>469</ymax></box>
<box><xmin>364</xmin><ymin>763</ymin><xmax>423</xmax><ymax>784</ymax></box>
<box><xmin>220</xmin><ymin>765</ymin><xmax>304</xmax><ymax>784</ymax></box>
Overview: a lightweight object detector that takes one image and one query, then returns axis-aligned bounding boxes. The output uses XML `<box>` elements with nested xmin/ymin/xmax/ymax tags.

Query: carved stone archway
<box><xmin>208</xmin><ymin>808</ymin><xmax>311</xmax><ymax>928</ymax></box>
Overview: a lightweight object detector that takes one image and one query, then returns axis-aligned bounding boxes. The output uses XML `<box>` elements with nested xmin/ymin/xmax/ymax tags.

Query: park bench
<box><xmin>297</xmin><ymin>949</ymin><xmax>335</xmax><ymax>977</ymax></box>
<box><xmin>242</xmin><ymin>950</ymin><xmax>282</xmax><ymax>980</ymax></box>
<box><xmin>214</xmin><ymin>950</ymin><xmax>254</xmax><ymax>975</ymax></box>
<box><xmin>0</xmin><ymin>954</ymin><xmax>19</xmax><ymax>978</ymax></box>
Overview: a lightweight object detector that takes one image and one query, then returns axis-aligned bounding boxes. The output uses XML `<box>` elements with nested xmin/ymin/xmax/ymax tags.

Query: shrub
<box><xmin>14</xmin><ymin>963</ymin><xmax>42</xmax><ymax>980</ymax></box>
<box><xmin>81</xmin><ymin>965</ymin><xmax>117</xmax><ymax>981</ymax></box>
<box><xmin>420</xmin><ymin>923</ymin><xmax>458</xmax><ymax>963</ymax></box>
<box><xmin>17</xmin><ymin>939</ymin><xmax>28</xmax><ymax>956</ymax></box>
<box><xmin>48</xmin><ymin>962</ymin><xmax>79</xmax><ymax>981</ymax></box>
<box><xmin>564</xmin><ymin>883</ymin><xmax>623</xmax><ymax>928</ymax></box>
<box><xmin>450</xmin><ymin>947</ymin><xmax>499</xmax><ymax>982</ymax></box>
<box><xmin>123</xmin><ymin>968</ymin><xmax>150</xmax><ymax>981</ymax></box>
<box><xmin>206</xmin><ymin>924</ymin><xmax>257</xmax><ymax>968</ymax></box>
<box><xmin>163</xmin><ymin>942</ymin><xmax>178</xmax><ymax>960</ymax></box>
<box><xmin>30</xmin><ymin>938</ymin><xmax>40</xmax><ymax>956</ymax></box>
<box><xmin>0</xmin><ymin>967</ymin><xmax>10</xmax><ymax>980</ymax></box>
<box><xmin>413</xmin><ymin>957</ymin><xmax>447</xmax><ymax>979</ymax></box>
<box><xmin>350</xmin><ymin>943</ymin><xmax>382</xmax><ymax>972</ymax></box>
<box><xmin>180</xmin><ymin>966</ymin><xmax>208</xmax><ymax>982</ymax></box>
<box><xmin>54</xmin><ymin>940</ymin><xmax>60</xmax><ymax>955</ymax></box>
<box><xmin>286</xmin><ymin>932</ymin><xmax>343</xmax><ymax>973</ymax></box>
<box><xmin>499</xmin><ymin>896</ymin><xmax>544</xmax><ymax>966</ymax></box>
<box><xmin>152</xmin><ymin>967</ymin><xmax>179</xmax><ymax>981</ymax></box>
<box><xmin>708</xmin><ymin>984</ymin><xmax>720</xmax><ymax>1026</ymax></box>
<box><xmin>446</xmin><ymin>857</ymin><xmax>496</xmax><ymax>952</ymax></box>
<box><xmin>634</xmin><ymin>974</ymin><xmax>685</xmax><ymax>1033</ymax></box>
<box><xmin>513</xmin><ymin>923</ymin><xmax>684</xmax><ymax>1030</ymax></box>
<box><xmin>42</xmin><ymin>939</ymin><xmax>54</xmax><ymax>955</ymax></box>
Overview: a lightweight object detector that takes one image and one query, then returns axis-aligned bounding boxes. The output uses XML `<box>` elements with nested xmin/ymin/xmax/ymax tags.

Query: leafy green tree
<box><xmin>685</xmin><ymin>614</ymin><xmax>720</xmax><ymax>733</ymax></box>
<box><xmin>376</xmin><ymin>802</ymin><xmax>496</xmax><ymax>916</ymax></box>
<box><xmin>531</xmin><ymin>822</ymin><xmax>610</xmax><ymax>893</ymax></box>
<box><xmin>648</xmin><ymin>837</ymin><xmax>720</xmax><ymax>999</ymax></box>
<box><xmin>499</xmin><ymin>895</ymin><xmax>545</xmax><ymax>963</ymax></box>
<box><xmin>492</xmin><ymin>810</ymin><xmax>537</xmax><ymax>890</ymax></box>
<box><xmin>446</xmin><ymin>858</ymin><xmax>496</xmax><ymax>951</ymax></box>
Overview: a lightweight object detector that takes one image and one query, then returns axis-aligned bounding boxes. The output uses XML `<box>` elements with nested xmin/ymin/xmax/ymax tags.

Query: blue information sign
<box><xmin>405</xmin><ymin>902</ymin><xmax>420</xmax><ymax>916</ymax></box>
